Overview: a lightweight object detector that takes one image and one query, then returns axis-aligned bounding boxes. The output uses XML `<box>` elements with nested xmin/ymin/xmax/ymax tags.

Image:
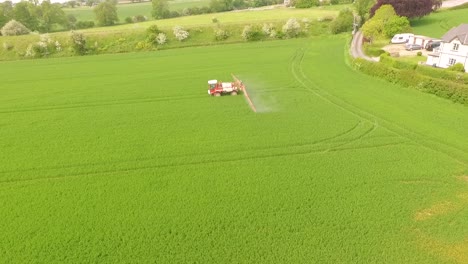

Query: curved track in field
<box><xmin>290</xmin><ymin>47</ymin><xmax>468</xmax><ymax>168</ymax></box>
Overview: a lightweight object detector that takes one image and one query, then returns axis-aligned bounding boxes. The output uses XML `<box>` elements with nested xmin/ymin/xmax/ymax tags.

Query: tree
<box><xmin>151</xmin><ymin>0</ymin><xmax>169</xmax><ymax>19</ymax></box>
<box><xmin>94</xmin><ymin>0</ymin><xmax>118</xmax><ymax>26</ymax></box>
<box><xmin>1</xmin><ymin>19</ymin><xmax>30</xmax><ymax>36</ymax></box>
<box><xmin>370</xmin><ymin>0</ymin><xmax>434</xmax><ymax>19</ymax></box>
<box><xmin>362</xmin><ymin>5</ymin><xmax>410</xmax><ymax>41</ymax></box>
<box><xmin>12</xmin><ymin>1</ymin><xmax>39</xmax><ymax>31</ymax></box>
<box><xmin>355</xmin><ymin>0</ymin><xmax>376</xmax><ymax>21</ymax></box>
<box><xmin>0</xmin><ymin>1</ymin><xmax>14</xmax><ymax>28</ymax></box>
<box><xmin>38</xmin><ymin>1</ymin><xmax>67</xmax><ymax>32</ymax></box>
<box><xmin>432</xmin><ymin>0</ymin><xmax>442</xmax><ymax>10</ymax></box>
<box><xmin>330</xmin><ymin>8</ymin><xmax>354</xmax><ymax>34</ymax></box>
<box><xmin>67</xmin><ymin>1</ymin><xmax>77</xmax><ymax>8</ymax></box>
<box><xmin>383</xmin><ymin>15</ymin><xmax>410</xmax><ymax>37</ymax></box>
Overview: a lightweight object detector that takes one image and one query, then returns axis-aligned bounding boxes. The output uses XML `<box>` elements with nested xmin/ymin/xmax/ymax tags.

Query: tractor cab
<box><xmin>208</xmin><ymin>80</ymin><xmax>218</xmax><ymax>89</ymax></box>
<box><xmin>208</xmin><ymin>80</ymin><xmax>219</xmax><ymax>95</ymax></box>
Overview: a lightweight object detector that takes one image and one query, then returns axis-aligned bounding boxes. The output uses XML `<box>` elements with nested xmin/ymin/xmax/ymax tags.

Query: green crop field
<box><xmin>64</xmin><ymin>4</ymin><xmax>345</xmax><ymax>26</ymax></box>
<box><xmin>1</xmin><ymin>37</ymin><xmax>467</xmax><ymax>263</ymax></box>
<box><xmin>412</xmin><ymin>7</ymin><xmax>468</xmax><ymax>38</ymax></box>
<box><xmin>64</xmin><ymin>0</ymin><xmax>211</xmax><ymax>22</ymax></box>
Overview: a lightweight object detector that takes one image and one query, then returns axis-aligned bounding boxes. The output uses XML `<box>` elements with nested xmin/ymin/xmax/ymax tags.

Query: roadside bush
<box><xmin>330</xmin><ymin>8</ymin><xmax>354</xmax><ymax>34</ymax></box>
<box><xmin>353</xmin><ymin>58</ymin><xmax>468</xmax><ymax>105</ymax></box>
<box><xmin>76</xmin><ymin>21</ymin><xmax>95</xmax><ymax>29</ymax></box>
<box><xmin>379</xmin><ymin>54</ymin><xmax>417</xmax><ymax>70</ymax></box>
<box><xmin>214</xmin><ymin>28</ymin><xmax>229</xmax><ymax>41</ymax></box>
<box><xmin>448</xmin><ymin>63</ymin><xmax>466</xmax><ymax>72</ymax></box>
<box><xmin>241</xmin><ymin>25</ymin><xmax>262</xmax><ymax>41</ymax></box>
<box><xmin>1</xmin><ymin>20</ymin><xmax>31</xmax><ymax>36</ymax></box>
<box><xmin>173</xmin><ymin>26</ymin><xmax>189</xmax><ymax>41</ymax></box>
<box><xmin>282</xmin><ymin>18</ymin><xmax>301</xmax><ymax>38</ymax></box>
<box><xmin>69</xmin><ymin>31</ymin><xmax>87</xmax><ymax>55</ymax></box>
<box><xmin>416</xmin><ymin>65</ymin><xmax>468</xmax><ymax>85</ymax></box>
<box><xmin>417</xmin><ymin>51</ymin><xmax>422</xmax><ymax>56</ymax></box>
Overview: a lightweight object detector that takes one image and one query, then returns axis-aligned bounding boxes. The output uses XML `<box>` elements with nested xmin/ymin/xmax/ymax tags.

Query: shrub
<box><xmin>25</xmin><ymin>44</ymin><xmax>35</xmax><ymax>58</ymax></box>
<box><xmin>318</xmin><ymin>16</ymin><xmax>334</xmax><ymax>22</ymax></box>
<box><xmin>132</xmin><ymin>15</ymin><xmax>146</xmax><ymax>23</ymax></box>
<box><xmin>69</xmin><ymin>31</ymin><xmax>87</xmax><ymax>55</ymax></box>
<box><xmin>55</xmin><ymin>41</ymin><xmax>62</xmax><ymax>52</ymax></box>
<box><xmin>156</xmin><ymin>33</ymin><xmax>167</xmax><ymax>45</ymax></box>
<box><xmin>416</xmin><ymin>51</ymin><xmax>422</xmax><ymax>56</ymax></box>
<box><xmin>241</xmin><ymin>25</ymin><xmax>262</xmax><ymax>41</ymax></box>
<box><xmin>76</xmin><ymin>21</ymin><xmax>95</xmax><ymax>29</ymax></box>
<box><xmin>3</xmin><ymin>42</ymin><xmax>13</xmax><ymax>51</ymax></box>
<box><xmin>262</xmin><ymin>23</ymin><xmax>274</xmax><ymax>36</ymax></box>
<box><xmin>1</xmin><ymin>20</ymin><xmax>31</xmax><ymax>36</ymax></box>
<box><xmin>330</xmin><ymin>8</ymin><xmax>354</xmax><ymax>34</ymax></box>
<box><xmin>31</xmin><ymin>42</ymin><xmax>49</xmax><ymax>57</ymax></box>
<box><xmin>125</xmin><ymin>17</ymin><xmax>133</xmax><ymax>23</ymax></box>
<box><xmin>295</xmin><ymin>0</ymin><xmax>319</xmax><ymax>8</ymax></box>
<box><xmin>147</xmin><ymin>24</ymin><xmax>160</xmax><ymax>34</ymax></box>
<box><xmin>448</xmin><ymin>63</ymin><xmax>466</xmax><ymax>72</ymax></box>
<box><xmin>214</xmin><ymin>28</ymin><xmax>229</xmax><ymax>41</ymax></box>
<box><xmin>173</xmin><ymin>26</ymin><xmax>189</xmax><ymax>41</ymax></box>
<box><xmin>302</xmin><ymin>18</ymin><xmax>311</xmax><ymax>30</ymax></box>
<box><xmin>282</xmin><ymin>18</ymin><xmax>301</xmax><ymax>38</ymax></box>
<box><xmin>135</xmin><ymin>41</ymin><xmax>152</xmax><ymax>50</ymax></box>
<box><xmin>212</xmin><ymin>17</ymin><xmax>218</xmax><ymax>23</ymax></box>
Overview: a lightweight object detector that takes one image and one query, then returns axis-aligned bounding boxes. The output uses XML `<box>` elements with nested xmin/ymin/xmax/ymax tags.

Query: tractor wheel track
<box><xmin>290</xmin><ymin>47</ymin><xmax>468</xmax><ymax>167</ymax></box>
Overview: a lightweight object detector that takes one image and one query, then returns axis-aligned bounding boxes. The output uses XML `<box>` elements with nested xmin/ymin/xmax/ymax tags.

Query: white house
<box><xmin>426</xmin><ymin>24</ymin><xmax>468</xmax><ymax>72</ymax></box>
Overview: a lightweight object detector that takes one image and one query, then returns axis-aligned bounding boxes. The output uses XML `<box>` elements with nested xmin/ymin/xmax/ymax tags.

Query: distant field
<box><xmin>412</xmin><ymin>7</ymin><xmax>468</xmax><ymax>37</ymax></box>
<box><xmin>64</xmin><ymin>0</ymin><xmax>211</xmax><ymax>22</ymax></box>
<box><xmin>84</xmin><ymin>6</ymin><xmax>342</xmax><ymax>32</ymax></box>
<box><xmin>1</xmin><ymin>37</ymin><xmax>467</xmax><ymax>263</ymax></box>
<box><xmin>64</xmin><ymin>3</ymin><xmax>348</xmax><ymax>24</ymax></box>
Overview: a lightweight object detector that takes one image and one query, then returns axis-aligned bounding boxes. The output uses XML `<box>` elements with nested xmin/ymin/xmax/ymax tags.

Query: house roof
<box><xmin>441</xmin><ymin>24</ymin><xmax>468</xmax><ymax>44</ymax></box>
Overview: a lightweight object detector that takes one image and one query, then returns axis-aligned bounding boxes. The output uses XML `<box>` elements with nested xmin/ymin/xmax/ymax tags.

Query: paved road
<box><xmin>350</xmin><ymin>31</ymin><xmax>379</xmax><ymax>61</ymax></box>
<box><xmin>442</xmin><ymin>0</ymin><xmax>468</xmax><ymax>8</ymax></box>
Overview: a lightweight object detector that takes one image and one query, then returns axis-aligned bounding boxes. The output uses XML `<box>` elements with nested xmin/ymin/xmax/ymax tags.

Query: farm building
<box><xmin>426</xmin><ymin>24</ymin><xmax>468</xmax><ymax>72</ymax></box>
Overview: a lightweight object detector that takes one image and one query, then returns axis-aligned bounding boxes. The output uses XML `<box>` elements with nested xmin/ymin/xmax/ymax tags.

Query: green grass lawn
<box><xmin>412</xmin><ymin>7</ymin><xmax>468</xmax><ymax>38</ymax></box>
<box><xmin>0</xmin><ymin>37</ymin><xmax>467</xmax><ymax>263</ymax></box>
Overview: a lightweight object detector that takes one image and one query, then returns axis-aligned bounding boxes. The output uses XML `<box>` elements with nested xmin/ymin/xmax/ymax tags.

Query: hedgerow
<box><xmin>0</xmin><ymin>18</ymin><xmax>331</xmax><ymax>61</ymax></box>
<box><xmin>353</xmin><ymin>58</ymin><xmax>468</xmax><ymax>105</ymax></box>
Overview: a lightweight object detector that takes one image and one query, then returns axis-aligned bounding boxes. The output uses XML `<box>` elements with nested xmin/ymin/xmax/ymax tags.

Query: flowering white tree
<box><xmin>1</xmin><ymin>20</ymin><xmax>31</xmax><ymax>36</ymax></box>
<box><xmin>262</xmin><ymin>23</ymin><xmax>273</xmax><ymax>35</ymax></box>
<box><xmin>282</xmin><ymin>18</ymin><xmax>301</xmax><ymax>38</ymax></box>
<box><xmin>156</xmin><ymin>33</ymin><xmax>167</xmax><ymax>45</ymax></box>
<box><xmin>241</xmin><ymin>25</ymin><xmax>253</xmax><ymax>41</ymax></box>
<box><xmin>55</xmin><ymin>41</ymin><xmax>62</xmax><ymax>52</ymax></box>
<box><xmin>173</xmin><ymin>26</ymin><xmax>189</xmax><ymax>41</ymax></box>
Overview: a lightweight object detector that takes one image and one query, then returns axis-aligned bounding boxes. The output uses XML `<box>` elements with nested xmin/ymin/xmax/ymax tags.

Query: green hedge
<box><xmin>353</xmin><ymin>58</ymin><xmax>468</xmax><ymax>105</ymax></box>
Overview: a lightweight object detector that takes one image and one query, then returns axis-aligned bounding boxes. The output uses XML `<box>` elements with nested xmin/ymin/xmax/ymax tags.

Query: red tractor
<box><xmin>207</xmin><ymin>80</ymin><xmax>240</xmax><ymax>96</ymax></box>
